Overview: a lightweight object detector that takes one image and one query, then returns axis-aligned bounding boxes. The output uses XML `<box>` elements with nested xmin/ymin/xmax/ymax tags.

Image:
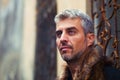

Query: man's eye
<box><xmin>56</xmin><ymin>31</ymin><xmax>62</xmax><ymax>38</ymax></box>
<box><xmin>68</xmin><ymin>31</ymin><xmax>76</xmax><ymax>35</ymax></box>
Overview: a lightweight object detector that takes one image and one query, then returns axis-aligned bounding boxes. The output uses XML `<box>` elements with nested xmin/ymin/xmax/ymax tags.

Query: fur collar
<box><xmin>57</xmin><ymin>47</ymin><xmax>105</xmax><ymax>80</ymax></box>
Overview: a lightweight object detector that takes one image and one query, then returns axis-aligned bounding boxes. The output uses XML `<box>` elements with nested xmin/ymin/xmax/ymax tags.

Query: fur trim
<box><xmin>57</xmin><ymin>47</ymin><xmax>105</xmax><ymax>80</ymax></box>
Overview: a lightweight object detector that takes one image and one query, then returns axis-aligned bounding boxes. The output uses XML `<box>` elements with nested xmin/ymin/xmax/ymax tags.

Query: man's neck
<box><xmin>66</xmin><ymin>47</ymin><xmax>94</xmax><ymax>79</ymax></box>
<box><xmin>66</xmin><ymin>46</ymin><xmax>101</xmax><ymax>80</ymax></box>
<box><xmin>67</xmin><ymin>59</ymin><xmax>81</xmax><ymax>78</ymax></box>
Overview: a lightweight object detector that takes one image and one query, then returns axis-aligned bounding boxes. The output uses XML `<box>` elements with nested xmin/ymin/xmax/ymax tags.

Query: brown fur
<box><xmin>57</xmin><ymin>46</ymin><xmax>105</xmax><ymax>80</ymax></box>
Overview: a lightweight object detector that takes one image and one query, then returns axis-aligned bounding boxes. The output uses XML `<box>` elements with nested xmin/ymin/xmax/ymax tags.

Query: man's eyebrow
<box><xmin>66</xmin><ymin>27</ymin><xmax>77</xmax><ymax>31</ymax></box>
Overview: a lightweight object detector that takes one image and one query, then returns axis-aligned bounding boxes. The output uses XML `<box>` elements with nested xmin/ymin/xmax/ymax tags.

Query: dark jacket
<box><xmin>89</xmin><ymin>58</ymin><xmax>120</xmax><ymax>80</ymax></box>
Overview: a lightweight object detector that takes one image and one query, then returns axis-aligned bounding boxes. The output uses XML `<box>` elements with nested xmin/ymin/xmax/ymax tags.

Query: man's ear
<box><xmin>87</xmin><ymin>33</ymin><xmax>95</xmax><ymax>47</ymax></box>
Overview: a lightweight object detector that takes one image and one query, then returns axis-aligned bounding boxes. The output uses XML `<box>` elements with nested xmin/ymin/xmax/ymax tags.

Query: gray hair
<box><xmin>54</xmin><ymin>9</ymin><xmax>94</xmax><ymax>34</ymax></box>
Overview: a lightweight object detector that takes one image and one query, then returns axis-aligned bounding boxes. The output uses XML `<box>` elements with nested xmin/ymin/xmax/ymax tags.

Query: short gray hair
<box><xmin>54</xmin><ymin>9</ymin><xmax>94</xmax><ymax>34</ymax></box>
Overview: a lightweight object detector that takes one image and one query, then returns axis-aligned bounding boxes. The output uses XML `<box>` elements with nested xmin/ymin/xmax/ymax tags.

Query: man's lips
<box><xmin>60</xmin><ymin>46</ymin><xmax>72</xmax><ymax>52</ymax></box>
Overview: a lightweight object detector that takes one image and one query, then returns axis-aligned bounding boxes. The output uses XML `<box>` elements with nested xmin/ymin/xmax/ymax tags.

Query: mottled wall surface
<box><xmin>0</xmin><ymin>0</ymin><xmax>23</xmax><ymax>80</ymax></box>
<box><xmin>92</xmin><ymin>0</ymin><xmax>120</xmax><ymax>67</ymax></box>
<box><xmin>34</xmin><ymin>0</ymin><xmax>57</xmax><ymax>80</ymax></box>
<box><xmin>92</xmin><ymin>0</ymin><xmax>120</xmax><ymax>54</ymax></box>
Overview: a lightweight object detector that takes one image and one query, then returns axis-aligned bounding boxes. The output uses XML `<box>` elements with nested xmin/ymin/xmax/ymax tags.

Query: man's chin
<box><xmin>61</xmin><ymin>54</ymin><xmax>72</xmax><ymax>62</ymax></box>
<box><xmin>61</xmin><ymin>53</ymin><xmax>81</xmax><ymax>62</ymax></box>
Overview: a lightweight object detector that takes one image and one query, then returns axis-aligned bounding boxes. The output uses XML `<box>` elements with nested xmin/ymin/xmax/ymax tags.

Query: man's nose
<box><xmin>60</xmin><ymin>33</ymin><xmax>68</xmax><ymax>42</ymax></box>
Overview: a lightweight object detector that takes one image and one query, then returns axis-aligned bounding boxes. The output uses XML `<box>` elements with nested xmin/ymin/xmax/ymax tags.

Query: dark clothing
<box><xmin>104</xmin><ymin>65</ymin><xmax>120</xmax><ymax>80</ymax></box>
<box><xmin>57</xmin><ymin>46</ymin><xmax>120</xmax><ymax>80</ymax></box>
<box><xmin>89</xmin><ymin>59</ymin><xmax>120</xmax><ymax>80</ymax></box>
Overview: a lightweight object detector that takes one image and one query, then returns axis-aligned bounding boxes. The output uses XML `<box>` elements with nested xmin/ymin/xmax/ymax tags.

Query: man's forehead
<box><xmin>56</xmin><ymin>18</ymin><xmax>81</xmax><ymax>29</ymax></box>
<box><xmin>56</xmin><ymin>26</ymin><xmax>77</xmax><ymax>31</ymax></box>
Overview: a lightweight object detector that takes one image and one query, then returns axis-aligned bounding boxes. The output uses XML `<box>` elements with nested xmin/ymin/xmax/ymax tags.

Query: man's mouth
<box><xmin>60</xmin><ymin>46</ymin><xmax>72</xmax><ymax>52</ymax></box>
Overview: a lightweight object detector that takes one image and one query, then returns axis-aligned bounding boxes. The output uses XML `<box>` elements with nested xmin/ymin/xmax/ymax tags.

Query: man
<box><xmin>54</xmin><ymin>9</ymin><xmax>120</xmax><ymax>80</ymax></box>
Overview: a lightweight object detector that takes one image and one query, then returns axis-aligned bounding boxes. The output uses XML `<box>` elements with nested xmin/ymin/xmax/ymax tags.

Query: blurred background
<box><xmin>0</xmin><ymin>0</ymin><xmax>120</xmax><ymax>80</ymax></box>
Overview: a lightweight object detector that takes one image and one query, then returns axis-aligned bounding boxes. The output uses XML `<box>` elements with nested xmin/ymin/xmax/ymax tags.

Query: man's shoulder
<box><xmin>104</xmin><ymin>65</ymin><xmax>120</xmax><ymax>80</ymax></box>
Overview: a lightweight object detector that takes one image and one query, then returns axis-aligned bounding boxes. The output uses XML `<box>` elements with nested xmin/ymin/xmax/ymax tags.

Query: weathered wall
<box><xmin>0</xmin><ymin>0</ymin><xmax>36</xmax><ymax>80</ymax></box>
<box><xmin>0</xmin><ymin>0</ymin><xmax>23</xmax><ymax>80</ymax></box>
<box><xmin>34</xmin><ymin>0</ymin><xmax>57</xmax><ymax>80</ymax></box>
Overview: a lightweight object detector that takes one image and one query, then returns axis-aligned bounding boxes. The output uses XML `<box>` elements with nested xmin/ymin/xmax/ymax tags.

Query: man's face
<box><xmin>56</xmin><ymin>18</ymin><xmax>89</xmax><ymax>61</ymax></box>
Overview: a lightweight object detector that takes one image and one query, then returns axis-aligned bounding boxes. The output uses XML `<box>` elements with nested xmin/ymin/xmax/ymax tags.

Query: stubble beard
<box><xmin>61</xmin><ymin>50</ymin><xmax>83</xmax><ymax>62</ymax></box>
